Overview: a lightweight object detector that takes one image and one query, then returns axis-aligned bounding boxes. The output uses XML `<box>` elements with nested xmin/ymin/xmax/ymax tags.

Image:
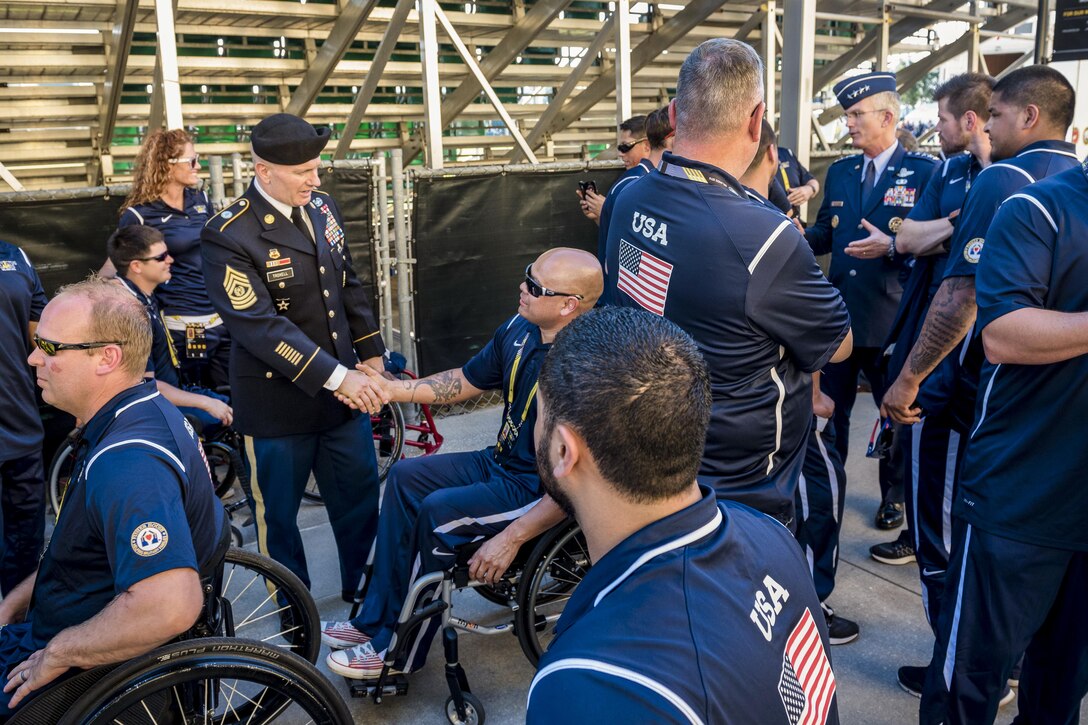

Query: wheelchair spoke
<box><xmin>236</xmin><ymin>600</ymin><xmax>289</xmax><ymax>630</ymax></box>
<box><xmin>140</xmin><ymin>698</ymin><xmax>158</xmax><ymax>724</ymax></box>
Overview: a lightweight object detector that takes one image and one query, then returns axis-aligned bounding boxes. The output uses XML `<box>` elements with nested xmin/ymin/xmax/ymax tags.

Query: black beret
<box><xmin>251</xmin><ymin>113</ymin><xmax>331</xmax><ymax>165</ymax></box>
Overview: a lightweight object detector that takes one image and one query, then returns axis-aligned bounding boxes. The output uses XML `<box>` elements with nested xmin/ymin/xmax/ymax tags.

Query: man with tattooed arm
<box><xmin>321</xmin><ymin>247</ymin><xmax>602</xmax><ymax>680</ymax></box>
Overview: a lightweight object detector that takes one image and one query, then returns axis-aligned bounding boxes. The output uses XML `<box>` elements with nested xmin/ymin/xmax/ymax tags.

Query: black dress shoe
<box><xmin>875</xmin><ymin>501</ymin><xmax>904</xmax><ymax>530</ymax></box>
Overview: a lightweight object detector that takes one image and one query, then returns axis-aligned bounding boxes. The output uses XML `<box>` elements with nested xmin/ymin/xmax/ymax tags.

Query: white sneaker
<box><xmin>326</xmin><ymin>641</ymin><xmax>400</xmax><ymax>680</ymax></box>
<box><xmin>320</xmin><ymin>620</ymin><xmax>372</xmax><ymax>649</ymax></box>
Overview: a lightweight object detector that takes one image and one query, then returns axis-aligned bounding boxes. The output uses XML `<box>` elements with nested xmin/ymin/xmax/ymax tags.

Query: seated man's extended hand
<box><xmin>4</xmin><ymin>648</ymin><xmax>68</xmax><ymax>708</ymax></box>
<box><xmin>335</xmin><ymin>368</ymin><xmax>389</xmax><ymax>414</ymax></box>
<box><xmin>201</xmin><ymin>396</ymin><xmax>233</xmax><ymax>426</ymax></box>
<box><xmin>469</xmin><ymin>528</ymin><xmax>523</xmax><ymax>585</ymax></box>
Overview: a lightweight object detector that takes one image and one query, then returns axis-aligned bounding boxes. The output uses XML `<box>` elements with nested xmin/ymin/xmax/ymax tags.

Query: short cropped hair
<box><xmin>54</xmin><ymin>276</ymin><xmax>151</xmax><ymax>379</ymax></box>
<box><xmin>538</xmin><ymin>307</ymin><xmax>711</xmax><ymax>503</ymax></box>
<box><xmin>646</xmin><ymin>107</ymin><xmax>673</xmax><ymax>151</ymax></box>
<box><xmin>933</xmin><ymin>72</ymin><xmax>994</xmax><ymax>121</ymax></box>
<box><xmin>745</xmin><ymin>119</ymin><xmax>777</xmax><ymax>176</ymax></box>
<box><xmin>992</xmin><ymin>65</ymin><xmax>1075</xmax><ymax>131</ymax></box>
<box><xmin>107</xmin><ymin>225</ymin><xmax>164</xmax><ymax>277</ymax></box>
<box><xmin>871</xmin><ymin>90</ymin><xmax>902</xmax><ymax>121</ymax></box>
<box><xmin>675</xmin><ymin>38</ymin><xmax>764</xmax><ymax>140</ymax></box>
<box><xmin>619</xmin><ymin>115</ymin><xmax>647</xmax><ymax>138</ymax></box>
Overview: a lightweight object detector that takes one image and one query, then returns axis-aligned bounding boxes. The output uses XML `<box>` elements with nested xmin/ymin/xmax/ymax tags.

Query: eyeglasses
<box><xmin>168</xmin><ymin>155</ymin><xmax>200</xmax><ymax>169</ymax></box>
<box><xmin>524</xmin><ymin>264</ymin><xmax>584</xmax><ymax>300</ymax></box>
<box><xmin>616</xmin><ymin>138</ymin><xmax>647</xmax><ymax>154</ymax></box>
<box><xmin>33</xmin><ymin>335</ymin><xmax>124</xmax><ymax>357</ymax></box>
<box><xmin>136</xmin><ymin>251</ymin><xmax>170</xmax><ymax>263</ymax></box>
<box><xmin>842</xmin><ymin>109</ymin><xmax>888</xmax><ymax>122</ymax></box>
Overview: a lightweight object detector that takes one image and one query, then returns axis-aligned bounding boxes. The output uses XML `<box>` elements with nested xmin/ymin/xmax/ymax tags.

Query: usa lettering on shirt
<box><xmin>630</xmin><ymin>211</ymin><xmax>669</xmax><ymax>246</ymax></box>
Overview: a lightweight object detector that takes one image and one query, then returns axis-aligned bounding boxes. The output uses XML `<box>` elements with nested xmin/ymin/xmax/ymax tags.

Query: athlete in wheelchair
<box><xmin>321</xmin><ymin>250</ymin><xmax>601</xmax><ymax>700</ymax></box>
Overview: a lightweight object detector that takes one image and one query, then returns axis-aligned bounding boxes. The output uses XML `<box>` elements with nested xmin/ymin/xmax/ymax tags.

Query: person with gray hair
<box><xmin>601</xmin><ymin>39</ymin><xmax>852</xmax><ymax>563</ymax></box>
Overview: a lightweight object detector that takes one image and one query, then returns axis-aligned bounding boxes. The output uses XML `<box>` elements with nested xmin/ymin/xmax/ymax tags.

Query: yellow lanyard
<box><xmin>779</xmin><ymin>166</ymin><xmax>792</xmax><ymax>192</ymax></box>
<box><xmin>497</xmin><ymin>335</ymin><xmax>539</xmax><ymax>452</ymax></box>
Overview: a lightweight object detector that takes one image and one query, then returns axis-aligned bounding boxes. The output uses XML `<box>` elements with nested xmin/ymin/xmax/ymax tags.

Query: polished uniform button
<box><xmin>279</xmin><ymin>282</ymin><xmax>286</xmax><ymax>288</ymax></box>
<box><xmin>332</xmin><ymin>332</ymin><xmax>338</xmax><ymax>340</ymax></box>
<box><xmin>328</xmin><ymin>310</ymin><xmax>335</xmax><ymax>318</ymax></box>
<box><xmin>849</xmin><ymin>269</ymin><xmax>857</xmax><ymax>277</ymax></box>
<box><xmin>320</xmin><ymin>266</ymin><xmax>326</xmax><ymax>274</ymax></box>
<box><xmin>265</xmin><ymin>371</ymin><xmax>273</xmax><ymax>378</ymax></box>
<box><xmin>323</xmin><ymin>290</ymin><xmax>330</xmax><ymax>298</ymax></box>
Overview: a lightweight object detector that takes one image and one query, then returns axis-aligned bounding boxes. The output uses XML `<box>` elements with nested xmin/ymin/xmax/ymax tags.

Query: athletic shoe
<box><xmin>326</xmin><ymin>642</ymin><xmax>400</xmax><ymax>680</ymax></box>
<box><xmin>870</xmin><ymin>530</ymin><xmax>916</xmax><ymax>565</ymax></box>
<box><xmin>821</xmin><ymin>603</ymin><xmax>859</xmax><ymax>645</ymax></box>
<box><xmin>321</xmin><ymin>620</ymin><xmax>372</xmax><ymax>649</ymax></box>
<box><xmin>898</xmin><ymin>665</ymin><xmax>926</xmax><ymax>696</ymax></box>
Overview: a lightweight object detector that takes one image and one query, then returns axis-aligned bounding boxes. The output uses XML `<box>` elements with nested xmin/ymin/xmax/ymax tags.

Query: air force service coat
<box><xmin>201</xmin><ymin>183</ymin><xmax>384</xmax><ymax>438</ymax></box>
<box><xmin>806</xmin><ymin>145</ymin><xmax>939</xmax><ymax>347</ymax></box>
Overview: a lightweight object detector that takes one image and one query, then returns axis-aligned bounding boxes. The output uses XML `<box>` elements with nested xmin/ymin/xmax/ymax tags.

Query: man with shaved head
<box><xmin>322</xmin><ymin>247</ymin><xmax>603</xmax><ymax>680</ymax></box>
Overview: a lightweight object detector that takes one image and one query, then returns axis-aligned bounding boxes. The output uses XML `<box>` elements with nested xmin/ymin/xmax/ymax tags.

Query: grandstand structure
<box><xmin>0</xmin><ymin>0</ymin><xmax>1041</xmax><ymax>190</ymax></box>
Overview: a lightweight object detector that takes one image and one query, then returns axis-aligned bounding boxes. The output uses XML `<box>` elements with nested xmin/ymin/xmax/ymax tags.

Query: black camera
<box><xmin>577</xmin><ymin>180</ymin><xmax>597</xmax><ymax>198</ymax></box>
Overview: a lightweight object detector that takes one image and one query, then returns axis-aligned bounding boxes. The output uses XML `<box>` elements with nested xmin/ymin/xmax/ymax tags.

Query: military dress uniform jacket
<box><xmin>201</xmin><ymin>183</ymin><xmax>385</xmax><ymax>438</ymax></box>
<box><xmin>806</xmin><ymin>145</ymin><xmax>939</xmax><ymax>347</ymax></box>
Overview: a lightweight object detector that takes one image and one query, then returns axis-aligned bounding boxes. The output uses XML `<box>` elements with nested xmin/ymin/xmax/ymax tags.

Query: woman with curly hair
<box><xmin>112</xmin><ymin>128</ymin><xmax>231</xmax><ymax>388</ymax></box>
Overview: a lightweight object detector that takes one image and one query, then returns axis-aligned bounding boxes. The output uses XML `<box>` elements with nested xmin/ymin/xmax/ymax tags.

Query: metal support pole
<box><xmin>390</xmin><ymin>149</ymin><xmax>416</xmax><ymax>370</ymax></box>
<box><xmin>780</xmin><ymin>0</ymin><xmax>816</xmax><ymax>171</ymax></box>
<box><xmin>615</xmin><ymin>0</ymin><xmax>632</xmax><ymax>123</ymax></box>
<box><xmin>762</xmin><ymin>1</ymin><xmax>777</xmax><ymax>125</ymax></box>
<box><xmin>376</xmin><ymin>154</ymin><xmax>395</xmax><ymax>342</ymax></box>
<box><xmin>876</xmin><ymin>2</ymin><xmax>890</xmax><ymax>71</ymax></box>
<box><xmin>418</xmin><ymin>0</ymin><xmax>444</xmax><ymax>169</ymax></box>
<box><xmin>1034</xmin><ymin>0</ymin><xmax>1051</xmax><ymax>63</ymax></box>
<box><xmin>208</xmin><ymin>155</ymin><xmax>225</xmax><ymax>209</ymax></box>
<box><xmin>231</xmin><ymin>153</ymin><xmax>246</xmax><ymax>197</ymax></box>
<box><xmin>154</xmin><ymin>0</ymin><xmax>183</xmax><ymax>129</ymax></box>
<box><xmin>968</xmin><ymin>0</ymin><xmax>981</xmax><ymax>72</ymax></box>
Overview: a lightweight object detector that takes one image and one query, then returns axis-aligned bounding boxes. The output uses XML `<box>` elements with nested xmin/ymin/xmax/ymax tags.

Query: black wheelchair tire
<box><xmin>303</xmin><ymin>401</ymin><xmax>405</xmax><ymax>503</ymax></box>
<box><xmin>203</xmin><ymin>439</ymin><xmax>238</xmax><ymax>498</ymax></box>
<box><xmin>445</xmin><ymin>691</ymin><xmax>486</xmax><ymax>725</ymax></box>
<box><xmin>46</xmin><ymin>440</ymin><xmax>77</xmax><ymax>516</ymax></box>
<box><xmin>222</xmin><ymin>546</ymin><xmax>321</xmax><ymax>663</ymax></box>
<box><xmin>514</xmin><ymin>520</ymin><xmax>590</xmax><ymax>667</ymax></box>
<box><xmin>55</xmin><ymin>638</ymin><xmax>352</xmax><ymax>725</ymax></box>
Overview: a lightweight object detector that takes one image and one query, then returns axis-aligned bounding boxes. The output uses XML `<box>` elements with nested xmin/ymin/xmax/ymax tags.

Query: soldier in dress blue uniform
<box><xmin>859</xmin><ymin>72</ymin><xmax>994</xmax><ymax>696</ymax></box>
<box><xmin>0</xmin><ymin>241</ymin><xmax>48</xmax><ymax>597</ymax></box>
<box><xmin>0</xmin><ymin>279</ymin><xmax>227</xmax><ymax>714</ymax></box>
<box><xmin>526</xmin><ymin>306</ymin><xmax>840</xmax><ymax>725</ymax></box>
<box><xmin>806</xmin><ymin>71</ymin><xmax>940</xmax><ymax>531</ymax></box>
<box><xmin>321</xmin><ymin>249</ymin><xmax>601</xmax><ymax>679</ymax></box>
<box><xmin>200</xmin><ymin>113</ymin><xmax>387</xmax><ymax>602</ymax></box>
<box><xmin>918</xmin><ymin>159</ymin><xmax>1088</xmax><ymax>725</ymax></box>
<box><xmin>602</xmin><ymin>40</ymin><xmax>852</xmax><ymax>538</ymax></box>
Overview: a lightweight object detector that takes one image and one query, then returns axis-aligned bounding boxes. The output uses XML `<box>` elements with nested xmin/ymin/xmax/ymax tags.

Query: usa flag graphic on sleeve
<box><xmin>779</xmin><ymin>607</ymin><xmax>836</xmax><ymax>725</ymax></box>
<box><xmin>617</xmin><ymin>240</ymin><xmax>673</xmax><ymax>316</ymax></box>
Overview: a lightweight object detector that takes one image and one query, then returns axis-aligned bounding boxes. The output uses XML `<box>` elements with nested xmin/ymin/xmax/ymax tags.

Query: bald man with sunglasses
<box><xmin>321</xmin><ymin>248</ymin><xmax>602</xmax><ymax>681</ymax></box>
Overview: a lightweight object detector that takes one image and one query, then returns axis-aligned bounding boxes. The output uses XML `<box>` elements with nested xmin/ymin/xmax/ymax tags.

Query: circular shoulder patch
<box><xmin>131</xmin><ymin>522</ymin><xmax>169</xmax><ymax>557</ymax></box>
<box><xmin>963</xmin><ymin>238</ymin><xmax>984</xmax><ymax>264</ymax></box>
<box><xmin>221</xmin><ymin>210</ymin><xmax>233</xmax><ymax>220</ymax></box>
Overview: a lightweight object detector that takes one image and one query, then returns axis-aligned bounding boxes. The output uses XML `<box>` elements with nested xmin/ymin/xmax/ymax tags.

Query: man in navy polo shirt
<box><xmin>919</xmin><ymin>158</ymin><xmax>1088</xmax><ymax>725</ymax></box>
<box><xmin>0</xmin><ymin>278</ymin><xmax>226</xmax><ymax>714</ymax></box>
<box><xmin>0</xmin><ymin>241</ymin><xmax>48</xmax><ymax>598</ymax></box>
<box><xmin>579</xmin><ymin>114</ymin><xmax>654</xmax><ymax>226</ymax></box>
<box><xmin>603</xmin><ymin>38</ymin><xmax>852</xmax><ymax>531</ymax></box>
<box><xmin>321</xmin><ymin>248</ymin><xmax>602</xmax><ymax>679</ymax></box>
<box><xmin>527</xmin><ymin>306</ymin><xmax>839</xmax><ymax>724</ymax></box>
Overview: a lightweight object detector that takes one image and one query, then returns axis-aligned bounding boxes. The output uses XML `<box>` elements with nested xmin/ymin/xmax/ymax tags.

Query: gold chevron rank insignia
<box><xmin>275</xmin><ymin>341</ymin><xmax>303</xmax><ymax>365</ymax></box>
<box><xmin>223</xmin><ymin>265</ymin><xmax>256</xmax><ymax>310</ymax></box>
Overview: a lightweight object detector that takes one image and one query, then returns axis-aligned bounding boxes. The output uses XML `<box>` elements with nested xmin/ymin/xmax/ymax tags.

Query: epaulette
<box><xmin>206</xmin><ymin>197</ymin><xmax>250</xmax><ymax>232</ymax></box>
<box><xmin>906</xmin><ymin>151</ymin><xmax>940</xmax><ymax>163</ymax></box>
<box><xmin>830</xmin><ymin>154</ymin><xmax>861</xmax><ymax>166</ymax></box>
<box><xmin>311</xmin><ymin>189</ymin><xmax>329</xmax><ymax>196</ymax></box>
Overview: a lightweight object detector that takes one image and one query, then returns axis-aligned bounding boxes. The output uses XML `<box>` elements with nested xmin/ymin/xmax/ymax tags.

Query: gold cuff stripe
<box><xmin>291</xmin><ymin>347</ymin><xmax>321</xmax><ymax>383</ymax></box>
<box><xmin>353</xmin><ymin>331</ymin><xmax>380</xmax><ymax>343</ymax></box>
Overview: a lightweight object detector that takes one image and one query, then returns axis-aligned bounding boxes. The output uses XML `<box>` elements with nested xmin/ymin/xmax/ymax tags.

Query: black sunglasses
<box><xmin>33</xmin><ymin>335</ymin><xmax>125</xmax><ymax>357</ymax></box>
<box><xmin>616</xmin><ymin>137</ymin><xmax>647</xmax><ymax>154</ymax></box>
<box><xmin>524</xmin><ymin>264</ymin><xmax>583</xmax><ymax>300</ymax></box>
<box><xmin>137</xmin><ymin>251</ymin><xmax>170</xmax><ymax>263</ymax></box>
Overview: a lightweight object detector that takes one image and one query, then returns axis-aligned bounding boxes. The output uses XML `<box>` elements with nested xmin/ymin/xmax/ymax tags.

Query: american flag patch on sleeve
<box><xmin>617</xmin><ymin>240</ymin><xmax>673</xmax><ymax>316</ymax></box>
<box><xmin>779</xmin><ymin>607</ymin><xmax>836</xmax><ymax>725</ymax></box>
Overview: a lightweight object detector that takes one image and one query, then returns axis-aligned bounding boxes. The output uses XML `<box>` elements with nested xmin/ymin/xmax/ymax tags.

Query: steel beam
<box><xmin>615</xmin><ymin>0</ymin><xmax>633</xmax><ymax>123</ymax></box>
<box><xmin>285</xmin><ymin>0</ymin><xmax>379</xmax><ymax>117</ymax></box>
<box><xmin>155</xmin><ymin>0</ymin><xmax>183</xmax><ymax>129</ymax></box>
<box><xmin>780</xmin><ymin>0</ymin><xmax>816</xmax><ymax>170</ymax></box>
<box><xmin>333</xmin><ymin>0</ymin><xmax>414</xmax><ymax>159</ymax></box>
<box><xmin>996</xmin><ymin>49</ymin><xmax>1034</xmax><ymax>79</ymax></box>
<box><xmin>762</xmin><ymin>0</ymin><xmax>777</xmax><ymax>124</ymax></box>
<box><xmin>432</xmin><ymin>3</ymin><xmax>538</xmax><ymax>162</ymax></box>
<box><xmin>0</xmin><ymin>163</ymin><xmax>26</xmax><ymax>192</ymax></box>
<box><xmin>509</xmin><ymin>14</ymin><xmax>616</xmax><ymax>162</ymax></box>
<box><xmin>418</xmin><ymin>0</ymin><xmax>444</xmax><ymax>168</ymax></box>
<box><xmin>96</xmin><ymin>0</ymin><xmax>139</xmax><ymax>156</ymax></box>
<box><xmin>733</xmin><ymin>9</ymin><xmax>765</xmax><ymax>42</ymax></box>
<box><xmin>875</xmin><ymin>3</ymin><xmax>889</xmax><ymax>71</ymax></box>
<box><xmin>530</xmin><ymin>0</ymin><xmax>731</xmax><ymax>149</ymax></box>
<box><xmin>149</xmin><ymin>52</ymin><xmax>166</xmax><ymax>129</ymax></box>
<box><xmin>1035</xmin><ymin>0</ymin><xmax>1051</xmax><ymax>63</ymax></box>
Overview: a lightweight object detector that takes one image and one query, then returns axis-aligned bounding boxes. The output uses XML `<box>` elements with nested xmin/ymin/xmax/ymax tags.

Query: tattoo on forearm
<box><xmin>404</xmin><ymin>370</ymin><xmax>462</xmax><ymax>403</ymax></box>
<box><xmin>908</xmin><ymin>276</ymin><xmax>978</xmax><ymax>378</ymax></box>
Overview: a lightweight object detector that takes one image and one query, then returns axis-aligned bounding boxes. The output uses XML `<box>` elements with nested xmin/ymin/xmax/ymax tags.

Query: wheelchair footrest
<box><xmin>346</xmin><ymin>673</ymin><xmax>410</xmax><ymax>699</ymax></box>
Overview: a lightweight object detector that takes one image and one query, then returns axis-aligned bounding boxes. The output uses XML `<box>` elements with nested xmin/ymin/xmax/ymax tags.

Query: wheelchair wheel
<box><xmin>203</xmin><ymin>439</ymin><xmax>238</xmax><ymax>499</ymax></box>
<box><xmin>446</xmin><ymin>691</ymin><xmax>486</xmax><ymax>725</ymax></box>
<box><xmin>514</xmin><ymin>520</ymin><xmax>591</xmax><ymax>666</ymax></box>
<box><xmin>56</xmin><ymin>637</ymin><xmax>352</xmax><ymax>725</ymax></box>
<box><xmin>302</xmin><ymin>401</ymin><xmax>405</xmax><ymax>502</ymax></box>
<box><xmin>221</xmin><ymin>547</ymin><xmax>320</xmax><ymax>664</ymax></box>
<box><xmin>47</xmin><ymin>440</ymin><xmax>77</xmax><ymax>516</ymax></box>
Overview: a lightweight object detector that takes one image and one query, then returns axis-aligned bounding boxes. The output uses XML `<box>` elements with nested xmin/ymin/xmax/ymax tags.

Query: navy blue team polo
<box><xmin>28</xmin><ymin>380</ymin><xmax>226</xmax><ymax>649</ymax></box>
<box><xmin>958</xmin><ymin>161</ymin><xmax>1088</xmax><ymax>551</ymax></box>
<box><xmin>462</xmin><ymin>314</ymin><xmax>547</xmax><ymax>485</ymax></box>
<box><xmin>528</xmin><ymin>487</ymin><xmax>839</xmax><ymax>724</ymax></box>
<box><xmin>0</xmin><ymin>242</ymin><xmax>47</xmax><ymax>461</ymax></box>
<box><xmin>597</xmin><ymin>158</ymin><xmax>656</xmax><ymax>273</ymax></box>
<box><xmin>118</xmin><ymin>188</ymin><xmax>213</xmax><ymax>316</ymax></box>
<box><xmin>602</xmin><ymin>152</ymin><xmax>850</xmax><ymax>519</ymax></box>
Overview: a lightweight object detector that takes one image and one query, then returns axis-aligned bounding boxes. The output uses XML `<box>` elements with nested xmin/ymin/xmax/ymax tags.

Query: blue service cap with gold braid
<box><xmin>251</xmin><ymin>113</ymin><xmax>331</xmax><ymax>165</ymax></box>
<box><xmin>833</xmin><ymin>72</ymin><xmax>897</xmax><ymax>110</ymax></box>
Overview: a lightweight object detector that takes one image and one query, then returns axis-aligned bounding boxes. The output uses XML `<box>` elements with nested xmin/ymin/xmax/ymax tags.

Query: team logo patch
<box><xmin>964</xmin><ymin>238</ymin><xmax>984</xmax><ymax>264</ymax></box>
<box><xmin>131</xmin><ymin>522</ymin><xmax>169</xmax><ymax>557</ymax></box>
<box><xmin>888</xmin><ymin>216</ymin><xmax>903</xmax><ymax>233</ymax></box>
<box><xmin>0</xmin><ymin>260</ymin><xmax>16</xmax><ymax>272</ymax></box>
<box><xmin>831</xmin><ymin>215</ymin><xmax>839</xmax><ymax>229</ymax></box>
<box><xmin>223</xmin><ymin>265</ymin><xmax>257</xmax><ymax>310</ymax></box>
